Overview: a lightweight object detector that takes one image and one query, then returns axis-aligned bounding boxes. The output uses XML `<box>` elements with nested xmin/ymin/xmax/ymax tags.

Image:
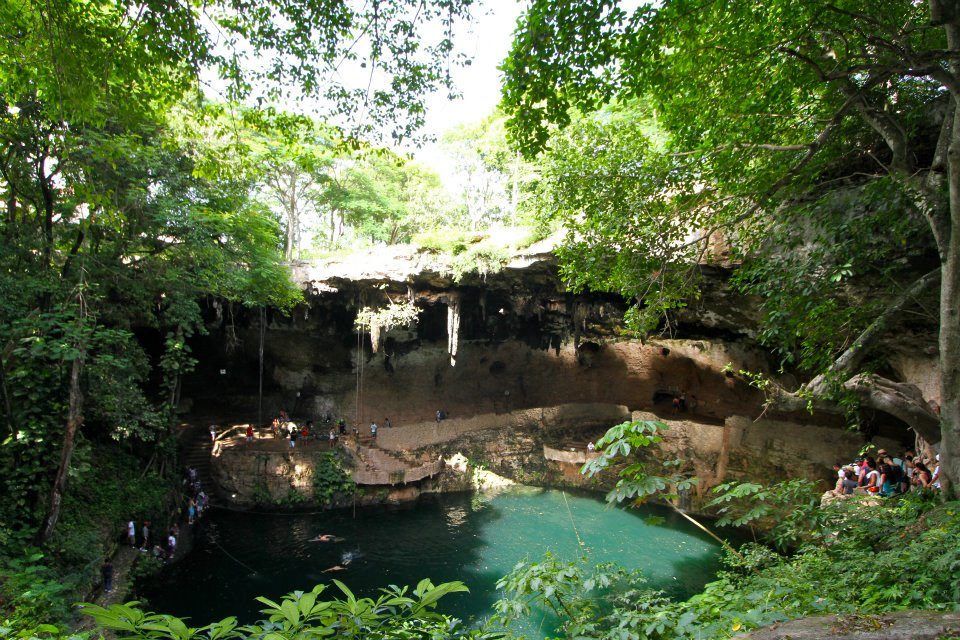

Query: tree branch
<box><xmin>805</xmin><ymin>268</ymin><xmax>942</xmax><ymax>396</ymax></box>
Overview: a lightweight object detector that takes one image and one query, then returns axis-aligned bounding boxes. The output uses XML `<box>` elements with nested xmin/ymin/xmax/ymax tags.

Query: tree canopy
<box><xmin>0</xmin><ymin>0</ymin><xmax>479</xmax><ymax>547</ymax></box>
<box><xmin>501</xmin><ymin>0</ymin><xmax>960</xmax><ymax>493</ymax></box>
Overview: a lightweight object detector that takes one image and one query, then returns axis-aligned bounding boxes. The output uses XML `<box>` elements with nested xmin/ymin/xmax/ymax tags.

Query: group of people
<box><xmin>829</xmin><ymin>448</ymin><xmax>942</xmax><ymax>498</ymax></box>
<box><xmin>102</xmin><ymin>465</ymin><xmax>209</xmax><ymax>594</ymax></box>
<box><xmin>125</xmin><ymin>516</ymin><xmax>183</xmax><ymax>563</ymax></box>
<box><xmin>260</xmin><ymin>409</ymin><xmax>402</xmax><ymax>446</ymax></box>
<box><xmin>232</xmin><ymin>407</ymin><xmax>461</xmax><ymax>447</ymax></box>
<box><xmin>262</xmin><ymin>410</ymin><xmax>353</xmax><ymax>449</ymax></box>
<box><xmin>671</xmin><ymin>391</ymin><xmax>698</xmax><ymax>414</ymax></box>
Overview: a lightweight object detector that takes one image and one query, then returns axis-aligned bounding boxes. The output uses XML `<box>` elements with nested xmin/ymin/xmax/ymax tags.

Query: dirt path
<box><xmin>93</xmin><ymin>545</ymin><xmax>142</xmax><ymax>606</ymax></box>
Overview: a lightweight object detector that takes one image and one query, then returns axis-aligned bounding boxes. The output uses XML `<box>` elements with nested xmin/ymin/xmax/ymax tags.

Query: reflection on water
<box><xmin>139</xmin><ymin>488</ymin><xmax>726</xmax><ymax>632</ymax></box>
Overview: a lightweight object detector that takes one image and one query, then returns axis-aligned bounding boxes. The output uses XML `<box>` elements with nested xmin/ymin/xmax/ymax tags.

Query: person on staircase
<box><xmin>101</xmin><ymin>560</ymin><xmax>114</xmax><ymax>594</ymax></box>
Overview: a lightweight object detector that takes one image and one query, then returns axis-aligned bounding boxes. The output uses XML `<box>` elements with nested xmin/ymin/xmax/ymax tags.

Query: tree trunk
<box><xmin>934</xmin><ymin>0</ymin><xmax>960</xmax><ymax>498</ymax></box>
<box><xmin>38</xmin><ymin>352</ymin><xmax>84</xmax><ymax>543</ymax></box>
<box><xmin>0</xmin><ymin>349</ymin><xmax>13</xmax><ymax>433</ymax></box>
<box><xmin>938</xmin><ymin>84</ymin><xmax>960</xmax><ymax>498</ymax></box>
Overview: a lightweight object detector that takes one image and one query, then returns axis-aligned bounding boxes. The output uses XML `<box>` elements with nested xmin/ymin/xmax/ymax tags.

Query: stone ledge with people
<box><xmin>822</xmin><ymin>447</ymin><xmax>941</xmax><ymax>505</ymax></box>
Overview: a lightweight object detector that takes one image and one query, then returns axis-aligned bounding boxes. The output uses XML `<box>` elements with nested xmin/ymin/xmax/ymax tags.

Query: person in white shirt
<box><xmin>587</xmin><ymin>442</ymin><xmax>596</xmax><ymax>452</ymax></box>
<box><xmin>127</xmin><ymin>520</ymin><xmax>136</xmax><ymax>547</ymax></box>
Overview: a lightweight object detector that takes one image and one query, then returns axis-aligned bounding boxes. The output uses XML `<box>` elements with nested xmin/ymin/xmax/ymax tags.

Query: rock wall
<box><xmin>640</xmin><ymin>412</ymin><xmax>903</xmax><ymax>497</ymax></box>
<box><xmin>211</xmin><ymin>447</ymin><xmax>427</xmax><ymax>508</ymax></box>
<box><xmin>190</xmin><ymin>255</ymin><xmax>927</xmax><ymax>512</ymax></box>
<box><xmin>209</xmin><ymin>402</ymin><xmax>905</xmax><ymax>511</ymax></box>
<box><xmin>375</xmin><ymin>402</ymin><xmax>630</xmax><ymax>450</ymax></box>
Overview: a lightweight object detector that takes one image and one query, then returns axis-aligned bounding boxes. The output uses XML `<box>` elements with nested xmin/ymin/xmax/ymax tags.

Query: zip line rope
<box><xmin>560</xmin><ymin>490</ymin><xmax>586</xmax><ymax>552</ymax></box>
<box><xmin>211</xmin><ymin>536</ymin><xmax>260</xmax><ymax>575</ymax></box>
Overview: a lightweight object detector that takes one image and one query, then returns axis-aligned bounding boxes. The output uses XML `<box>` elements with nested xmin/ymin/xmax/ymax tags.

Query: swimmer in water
<box><xmin>322</xmin><ymin>565</ymin><xmax>346</xmax><ymax>573</ymax></box>
<box><xmin>310</xmin><ymin>534</ymin><xmax>337</xmax><ymax>542</ymax></box>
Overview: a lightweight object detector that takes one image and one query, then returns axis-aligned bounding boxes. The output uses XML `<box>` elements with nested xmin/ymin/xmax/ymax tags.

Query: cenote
<box><xmin>140</xmin><ymin>487</ymin><xmax>729</xmax><ymax>632</ymax></box>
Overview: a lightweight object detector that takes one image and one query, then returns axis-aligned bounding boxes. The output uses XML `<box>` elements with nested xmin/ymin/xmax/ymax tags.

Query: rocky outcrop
<box><xmin>347</xmin><ymin>444</ymin><xmax>444</xmax><ymax>485</ymax></box>
<box><xmin>543</xmin><ymin>445</ymin><xmax>601</xmax><ymax>464</ymax></box>
<box><xmin>739</xmin><ymin>610</ymin><xmax>960</xmax><ymax>639</ymax></box>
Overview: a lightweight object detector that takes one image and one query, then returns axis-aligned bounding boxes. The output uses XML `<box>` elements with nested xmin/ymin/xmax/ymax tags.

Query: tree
<box><xmin>247</xmin><ymin>113</ymin><xmax>338</xmax><ymax>261</ymax></box>
<box><xmin>501</xmin><ymin>0</ymin><xmax>960</xmax><ymax>495</ymax></box>
<box><xmin>323</xmin><ymin>151</ymin><xmax>448</xmax><ymax>246</ymax></box>
<box><xmin>442</xmin><ymin>112</ymin><xmax>536</xmax><ymax>228</ymax></box>
<box><xmin>1</xmin><ymin>0</ymin><xmax>478</xmax><ymax>543</ymax></box>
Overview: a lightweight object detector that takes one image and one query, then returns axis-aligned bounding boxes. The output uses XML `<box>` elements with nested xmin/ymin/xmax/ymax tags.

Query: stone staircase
<box><xmin>350</xmin><ymin>442</ymin><xmax>444</xmax><ymax>485</ymax></box>
<box><xmin>182</xmin><ymin>428</ymin><xmax>215</xmax><ymax>494</ymax></box>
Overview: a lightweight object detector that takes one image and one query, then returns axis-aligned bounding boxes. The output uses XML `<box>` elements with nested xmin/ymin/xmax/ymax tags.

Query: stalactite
<box><xmin>447</xmin><ymin>293</ymin><xmax>461</xmax><ymax>367</ymax></box>
<box><xmin>572</xmin><ymin>300</ymin><xmax>584</xmax><ymax>358</ymax></box>
<box><xmin>370</xmin><ymin>317</ymin><xmax>381</xmax><ymax>353</ymax></box>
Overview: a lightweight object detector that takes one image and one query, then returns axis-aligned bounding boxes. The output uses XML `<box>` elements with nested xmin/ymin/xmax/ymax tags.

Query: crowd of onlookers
<box><xmin>226</xmin><ymin>407</ymin><xmax>457</xmax><ymax>450</ymax></box>
<box><xmin>829</xmin><ymin>448</ymin><xmax>941</xmax><ymax>498</ymax></box>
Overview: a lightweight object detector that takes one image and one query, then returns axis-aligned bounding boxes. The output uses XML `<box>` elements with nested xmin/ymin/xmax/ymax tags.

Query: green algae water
<box><xmin>140</xmin><ymin>487</ymin><xmax>727</xmax><ymax>633</ymax></box>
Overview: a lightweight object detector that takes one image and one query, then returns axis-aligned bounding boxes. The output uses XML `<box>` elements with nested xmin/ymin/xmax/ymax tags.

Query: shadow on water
<box><xmin>138</xmin><ymin>488</ymin><xmax>731</xmax><ymax>632</ymax></box>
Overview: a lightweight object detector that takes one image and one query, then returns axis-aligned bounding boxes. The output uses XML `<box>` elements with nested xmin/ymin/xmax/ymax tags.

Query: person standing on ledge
<box><xmin>101</xmin><ymin>560</ymin><xmax>114</xmax><ymax>594</ymax></box>
<box><xmin>370</xmin><ymin>421</ymin><xmax>378</xmax><ymax>439</ymax></box>
<box><xmin>385</xmin><ymin>417</ymin><xmax>391</xmax><ymax>428</ymax></box>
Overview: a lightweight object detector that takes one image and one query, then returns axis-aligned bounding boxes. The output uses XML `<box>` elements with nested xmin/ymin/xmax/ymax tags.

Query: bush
<box><xmin>312</xmin><ymin>452</ymin><xmax>355</xmax><ymax>505</ymax></box>
<box><xmin>81</xmin><ymin>579</ymin><xmax>499</xmax><ymax>640</ymax></box>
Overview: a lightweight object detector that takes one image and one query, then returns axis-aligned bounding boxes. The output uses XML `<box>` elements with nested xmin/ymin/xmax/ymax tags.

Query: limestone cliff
<box><xmin>187</xmin><ymin>248</ymin><xmax>931</xmax><ymax>509</ymax></box>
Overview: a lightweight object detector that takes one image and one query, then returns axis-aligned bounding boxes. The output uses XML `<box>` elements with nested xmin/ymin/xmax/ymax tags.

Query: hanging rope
<box><xmin>257</xmin><ymin>307</ymin><xmax>265</xmax><ymax>430</ymax></box>
<box><xmin>355</xmin><ymin>294</ymin><xmax>362</xmax><ymax>429</ymax></box>
<box><xmin>560</xmin><ymin>490</ymin><xmax>586</xmax><ymax>552</ymax></box>
<box><xmin>212</xmin><ymin>536</ymin><xmax>260</xmax><ymax>575</ymax></box>
<box><xmin>668</xmin><ymin>502</ymin><xmax>745</xmax><ymax>561</ymax></box>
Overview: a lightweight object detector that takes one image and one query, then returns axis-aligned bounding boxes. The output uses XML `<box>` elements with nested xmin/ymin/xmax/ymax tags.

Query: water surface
<box><xmin>141</xmin><ymin>488</ymin><xmax>726</xmax><ymax>631</ymax></box>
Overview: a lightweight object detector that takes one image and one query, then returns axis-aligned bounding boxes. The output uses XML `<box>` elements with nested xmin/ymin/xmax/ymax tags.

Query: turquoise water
<box><xmin>140</xmin><ymin>488</ymin><xmax>726</xmax><ymax>633</ymax></box>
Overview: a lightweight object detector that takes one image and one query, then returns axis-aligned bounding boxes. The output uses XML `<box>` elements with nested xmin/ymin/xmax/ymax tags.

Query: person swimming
<box><xmin>309</xmin><ymin>534</ymin><xmax>344</xmax><ymax>543</ymax></box>
<box><xmin>340</xmin><ymin>550</ymin><xmax>361</xmax><ymax>564</ymax></box>
<box><xmin>323</xmin><ymin>550</ymin><xmax>361</xmax><ymax>573</ymax></box>
<box><xmin>307</xmin><ymin>533</ymin><xmax>346</xmax><ymax>542</ymax></box>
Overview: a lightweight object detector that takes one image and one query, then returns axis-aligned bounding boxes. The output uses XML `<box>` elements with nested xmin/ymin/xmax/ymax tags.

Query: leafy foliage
<box><xmin>706</xmin><ymin>479</ymin><xmax>825</xmax><ymax>550</ymax></box>
<box><xmin>81</xmin><ymin>579</ymin><xmax>499</xmax><ymax>640</ymax></box>
<box><xmin>310</xmin><ymin>452</ymin><xmax>356</xmax><ymax>505</ymax></box>
<box><xmin>582</xmin><ymin>420</ymin><xmax>696</xmax><ymax>504</ymax></box>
